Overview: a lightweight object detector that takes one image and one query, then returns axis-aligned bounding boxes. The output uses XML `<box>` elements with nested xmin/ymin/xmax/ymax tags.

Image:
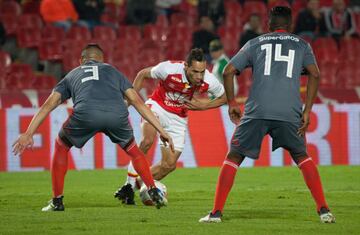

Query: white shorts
<box><xmin>144</xmin><ymin>99</ymin><xmax>187</xmax><ymax>152</ymax></box>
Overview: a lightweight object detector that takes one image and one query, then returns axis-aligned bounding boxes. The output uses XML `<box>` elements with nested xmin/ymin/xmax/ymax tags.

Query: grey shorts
<box><xmin>59</xmin><ymin>109</ymin><xmax>134</xmax><ymax>149</ymax></box>
<box><xmin>230</xmin><ymin>119</ymin><xmax>307</xmax><ymax>159</ymax></box>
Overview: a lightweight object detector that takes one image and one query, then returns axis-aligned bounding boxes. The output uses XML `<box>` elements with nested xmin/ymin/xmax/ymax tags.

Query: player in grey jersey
<box><xmin>200</xmin><ymin>6</ymin><xmax>335</xmax><ymax>223</ymax></box>
<box><xmin>12</xmin><ymin>44</ymin><xmax>174</xmax><ymax>211</ymax></box>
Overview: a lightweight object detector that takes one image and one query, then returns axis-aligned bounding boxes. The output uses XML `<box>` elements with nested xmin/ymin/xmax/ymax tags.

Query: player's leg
<box><xmin>199</xmin><ymin>151</ymin><xmax>245</xmax><ymax>223</ymax></box>
<box><xmin>43</xmin><ymin>112</ymin><xmax>100</xmax><ymax>211</ymax></box>
<box><xmin>150</xmin><ymin>114</ymin><xmax>186</xmax><ymax>181</ymax></box>
<box><xmin>294</xmin><ymin>156</ymin><xmax>335</xmax><ymax>223</ymax></box>
<box><xmin>107</xmin><ymin>118</ymin><xmax>167</xmax><ymax>208</ymax></box>
<box><xmin>124</xmin><ymin>139</ymin><xmax>156</xmax><ymax>188</ymax></box>
<box><xmin>51</xmin><ymin>136</ymin><xmax>71</xmax><ymax>199</ymax></box>
<box><xmin>124</xmin><ymin>101</ymin><xmax>160</xmax><ymax>190</ymax></box>
<box><xmin>200</xmin><ymin>119</ymin><xmax>267</xmax><ymax>222</ymax></box>
<box><xmin>116</xmin><ymin>125</ymin><xmax>182</xmax><ymax>203</ymax></box>
<box><xmin>114</xmin><ymin>121</ymin><xmax>157</xmax><ymax>204</ymax></box>
<box><xmin>203</xmin><ymin>151</ymin><xmax>246</xmax><ymax>222</ymax></box>
<box><xmin>139</xmin><ymin>121</ymin><xmax>158</xmax><ymax>154</ymax></box>
<box><xmin>42</xmin><ymin>134</ymin><xmax>72</xmax><ymax>212</ymax></box>
<box><xmin>123</xmin><ymin>139</ymin><xmax>167</xmax><ymax>208</ymax></box>
<box><xmin>151</xmin><ymin>147</ymin><xmax>182</xmax><ymax>180</ymax></box>
<box><xmin>114</xmin><ymin>120</ymin><xmax>157</xmax><ymax>203</ymax></box>
<box><xmin>270</xmin><ymin>120</ymin><xmax>335</xmax><ymax>223</ymax></box>
<box><xmin>126</xmin><ymin>121</ymin><xmax>157</xmax><ymax>189</ymax></box>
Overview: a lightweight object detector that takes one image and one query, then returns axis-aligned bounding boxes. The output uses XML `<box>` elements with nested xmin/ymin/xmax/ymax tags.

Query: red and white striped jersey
<box><xmin>149</xmin><ymin>60</ymin><xmax>224</xmax><ymax>117</ymax></box>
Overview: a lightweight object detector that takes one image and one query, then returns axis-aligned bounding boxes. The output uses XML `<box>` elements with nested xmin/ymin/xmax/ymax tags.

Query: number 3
<box><xmin>81</xmin><ymin>66</ymin><xmax>99</xmax><ymax>83</ymax></box>
<box><xmin>261</xmin><ymin>44</ymin><xmax>295</xmax><ymax>78</ymax></box>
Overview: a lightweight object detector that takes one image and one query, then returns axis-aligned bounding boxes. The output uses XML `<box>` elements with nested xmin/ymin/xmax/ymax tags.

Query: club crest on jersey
<box><xmin>182</xmin><ymin>83</ymin><xmax>191</xmax><ymax>92</ymax></box>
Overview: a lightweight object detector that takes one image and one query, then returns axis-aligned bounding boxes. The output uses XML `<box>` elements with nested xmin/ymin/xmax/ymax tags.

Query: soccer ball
<box><xmin>139</xmin><ymin>181</ymin><xmax>167</xmax><ymax>206</ymax></box>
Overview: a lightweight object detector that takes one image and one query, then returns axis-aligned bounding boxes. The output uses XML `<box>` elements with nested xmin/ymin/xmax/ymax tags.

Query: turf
<box><xmin>0</xmin><ymin>166</ymin><xmax>359</xmax><ymax>235</ymax></box>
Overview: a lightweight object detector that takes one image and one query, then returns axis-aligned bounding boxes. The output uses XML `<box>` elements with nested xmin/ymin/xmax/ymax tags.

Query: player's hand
<box><xmin>160</xmin><ymin>132</ymin><xmax>175</xmax><ymax>153</ymax></box>
<box><xmin>228</xmin><ymin>100</ymin><xmax>241</xmax><ymax>125</ymax></box>
<box><xmin>12</xmin><ymin>134</ymin><xmax>34</xmax><ymax>156</ymax></box>
<box><xmin>184</xmin><ymin>98</ymin><xmax>207</xmax><ymax>111</ymax></box>
<box><xmin>124</xmin><ymin>98</ymin><xmax>130</xmax><ymax>107</ymax></box>
<box><xmin>298</xmin><ymin>111</ymin><xmax>310</xmax><ymax>136</ymax></box>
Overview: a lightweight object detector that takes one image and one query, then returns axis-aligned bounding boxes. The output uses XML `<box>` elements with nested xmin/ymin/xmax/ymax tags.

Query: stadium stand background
<box><xmin>0</xmin><ymin>0</ymin><xmax>359</xmax><ymax>109</ymax></box>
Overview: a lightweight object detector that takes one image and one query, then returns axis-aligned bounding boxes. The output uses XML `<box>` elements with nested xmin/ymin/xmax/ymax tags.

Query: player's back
<box><xmin>234</xmin><ymin>31</ymin><xmax>316</xmax><ymax>123</ymax></box>
<box><xmin>59</xmin><ymin>60</ymin><xmax>132</xmax><ymax>116</ymax></box>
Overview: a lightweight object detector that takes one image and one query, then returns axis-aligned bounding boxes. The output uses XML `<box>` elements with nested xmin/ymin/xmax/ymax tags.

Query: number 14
<box><xmin>261</xmin><ymin>43</ymin><xmax>295</xmax><ymax>78</ymax></box>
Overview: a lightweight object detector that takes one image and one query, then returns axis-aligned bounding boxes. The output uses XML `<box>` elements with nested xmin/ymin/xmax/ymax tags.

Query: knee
<box><xmin>226</xmin><ymin>151</ymin><xmax>245</xmax><ymax>165</ymax></box>
<box><xmin>139</xmin><ymin>137</ymin><xmax>154</xmax><ymax>152</ymax></box>
<box><xmin>160</xmin><ymin>161</ymin><xmax>177</xmax><ymax>175</ymax></box>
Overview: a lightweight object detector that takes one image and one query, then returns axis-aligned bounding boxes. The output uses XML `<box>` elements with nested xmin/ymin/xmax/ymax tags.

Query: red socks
<box><xmin>298</xmin><ymin>157</ymin><xmax>328</xmax><ymax>212</ymax></box>
<box><xmin>51</xmin><ymin>138</ymin><xmax>156</xmax><ymax>197</ymax></box>
<box><xmin>210</xmin><ymin>156</ymin><xmax>328</xmax><ymax>214</ymax></box>
<box><xmin>51</xmin><ymin>138</ymin><xmax>70</xmax><ymax>198</ymax></box>
<box><xmin>212</xmin><ymin>158</ymin><xmax>240</xmax><ymax>214</ymax></box>
<box><xmin>125</xmin><ymin>141</ymin><xmax>155</xmax><ymax>188</ymax></box>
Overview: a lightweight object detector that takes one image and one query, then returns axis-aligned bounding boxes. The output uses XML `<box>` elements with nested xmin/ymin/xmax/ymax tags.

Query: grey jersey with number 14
<box><xmin>230</xmin><ymin>32</ymin><xmax>317</xmax><ymax>123</ymax></box>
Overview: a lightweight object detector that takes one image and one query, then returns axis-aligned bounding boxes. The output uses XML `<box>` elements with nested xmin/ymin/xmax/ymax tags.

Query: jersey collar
<box><xmin>274</xmin><ymin>29</ymin><xmax>288</xmax><ymax>33</ymax></box>
<box><xmin>84</xmin><ymin>59</ymin><xmax>99</xmax><ymax>65</ymax></box>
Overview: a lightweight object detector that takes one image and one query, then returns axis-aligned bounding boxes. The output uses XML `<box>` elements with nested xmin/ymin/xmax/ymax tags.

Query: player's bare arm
<box><xmin>133</xmin><ymin>67</ymin><xmax>153</xmax><ymax>92</ymax></box>
<box><xmin>12</xmin><ymin>91</ymin><xmax>62</xmax><ymax>156</ymax></box>
<box><xmin>184</xmin><ymin>93</ymin><xmax>227</xmax><ymax>111</ymax></box>
<box><xmin>125</xmin><ymin>88</ymin><xmax>174</xmax><ymax>152</ymax></box>
<box><xmin>223</xmin><ymin>63</ymin><xmax>241</xmax><ymax>125</ymax></box>
<box><xmin>298</xmin><ymin>64</ymin><xmax>320</xmax><ymax>136</ymax></box>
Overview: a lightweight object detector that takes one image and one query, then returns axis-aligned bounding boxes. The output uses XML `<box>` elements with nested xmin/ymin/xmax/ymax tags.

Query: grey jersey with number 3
<box><xmin>230</xmin><ymin>32</ymin><xmax>317</xmax><ymax>123</ymax></box>
<box><xmin>54</xmin><ymin>60</ymin><xmax>132</xmax><ymax>116</ymax></box>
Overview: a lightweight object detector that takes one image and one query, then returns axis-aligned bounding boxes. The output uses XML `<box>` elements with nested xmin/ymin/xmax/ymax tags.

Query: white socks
<box><xmin>126</xmin><ymin>161</ymin><xmax>143</xmax><ymax>190</ymax></box>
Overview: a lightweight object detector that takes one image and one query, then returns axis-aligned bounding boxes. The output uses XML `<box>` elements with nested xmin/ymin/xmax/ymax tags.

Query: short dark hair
<box><xmin>186</xmin><ymin>48</ymin><xmax>205</xmax><ymax>65</ymax></box>
<box><xmin>81</xmin><ymin>43</ymin><xmax>104</xmax><ymax>58</ymax></box>
<box><xmin>269</xmin><ymin>6</ymin><xmax>292</xmax><ymax>31</ymax></box>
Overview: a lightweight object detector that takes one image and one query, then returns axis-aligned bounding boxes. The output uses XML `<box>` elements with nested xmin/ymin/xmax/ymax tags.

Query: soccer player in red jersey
<box><xmin>114</xmin><ymin>48</ymin><xmax>227</xmax><ymax>204</ymax></box>
<box><xmin>199</xmin><ymin>7</ymin><xmax>335</xmax><ymax>223</ymax></box>
<box><xmin>12</xmin><ymin>44</ymin><xmax>173</xmax><ymax>211</ymax></box>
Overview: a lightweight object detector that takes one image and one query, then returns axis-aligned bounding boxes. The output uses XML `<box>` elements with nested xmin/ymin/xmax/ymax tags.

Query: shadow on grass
<box><xmin>225</xmin><ymin>208</ymin><xmax>291</xmax><ymax>220</ymax></box>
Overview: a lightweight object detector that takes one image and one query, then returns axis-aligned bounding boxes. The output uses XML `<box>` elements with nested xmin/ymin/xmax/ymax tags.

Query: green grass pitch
<box><xmin>0</xmin><ymin>166</ymin><xmax>359</xmax><ymax>234</ymax></box>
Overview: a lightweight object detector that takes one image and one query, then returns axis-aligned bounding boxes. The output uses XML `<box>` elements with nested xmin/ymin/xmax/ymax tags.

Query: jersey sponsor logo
<box><xmin>164</xmin><ymin>100</ymin><xmax>184</xmax><ymax>108</ymax></box>
<box><xmin>164</xmin><ymin>74</ymin><xmax>187</xmax><ymax>93</ymax></box>
<box><xmin>170</xmin><ymin>76</ymin><xmax>182</xmax><ymax>83</ymax></box>
<box><xmin>259</xmin><ymin>35</ymin><xmax>299</xmax><ymax>42</ymax></box>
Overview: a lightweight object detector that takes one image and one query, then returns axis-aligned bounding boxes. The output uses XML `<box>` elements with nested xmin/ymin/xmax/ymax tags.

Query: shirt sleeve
<box><xmin>303</xmin><ymin>43</ymin><xmax>317</xmax><ymax>67</ymax></box>
<box><xmin>229</xmin><ymin>41</ymin><xmax>252</xmax><ymax>72</ymax></box>
<box><xmin>150</xmin><ymin>61</ymin><xmax>170</xmax><ymax>80</ymax></box>
<box><xmin>53</xmin><ymin>77</ymin><xmax>71</xmax><ymax>102</ymax></box>
<box><xmin>206</xmin><ymin>71</ymin><xmax>225</xmax><ymax>98</ymax></box>
<box><xmin>114</xmin><ymin>69</ymin><xmax>133</xmax><ymax>93</ymax></box>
